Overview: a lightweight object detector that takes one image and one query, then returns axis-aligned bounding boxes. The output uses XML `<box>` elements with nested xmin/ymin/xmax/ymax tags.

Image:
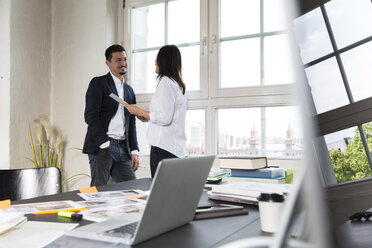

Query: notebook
<box><xmin>66</xmin><ymin>156</ymin><xmax>215</xmax><ymax>245</ymax></box>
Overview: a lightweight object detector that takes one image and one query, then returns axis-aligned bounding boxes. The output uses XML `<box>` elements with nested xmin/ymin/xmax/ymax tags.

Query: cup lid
<box><xmin>257</xmin><ymin>193</ymin><xmax>285</xmax><ymax>202</ymax></box>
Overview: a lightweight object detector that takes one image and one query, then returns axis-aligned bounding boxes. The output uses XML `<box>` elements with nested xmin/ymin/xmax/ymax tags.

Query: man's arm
<box><xmin>125</xmin><ymin>86</ymin><xmax>139</xmax><ymax>171</ymax></box>
<box><xmin>84</xmin><ymin>78</ymin><xmax>109</xmax><ymax>146</ymax></box>
<box><xmin>127</xmin><ymin>90</ymin><xmax>139</xmax><ymax>152</ymax></box>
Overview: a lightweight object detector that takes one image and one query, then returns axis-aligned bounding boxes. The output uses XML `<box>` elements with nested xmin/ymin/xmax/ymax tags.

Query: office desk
<box><xmin>334</xmin><ymin>220</ymin><xmax>372</xmax><ymax>248</ymax></box>
<box><xmin>14</xmin><ymin>178</ymin><xmax>264</xmax><ymax>248</ymax></box>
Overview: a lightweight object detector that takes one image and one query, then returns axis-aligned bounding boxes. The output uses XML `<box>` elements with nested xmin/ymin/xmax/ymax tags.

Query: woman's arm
<box><xmin>123</xmin><ymin>102</ymin><xmax>150</xmax><ymax>121</ymax></box>
<box><xmin>146</xmin><ymin>78</ymin><xmax>176</xmax><ymax>125</ymax></box>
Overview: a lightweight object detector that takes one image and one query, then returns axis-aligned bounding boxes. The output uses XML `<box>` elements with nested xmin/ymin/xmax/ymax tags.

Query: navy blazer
<box><xmin>83</xmin><ymin>73</ymin><xmax>139</xmax><ymax>154</ymax></box>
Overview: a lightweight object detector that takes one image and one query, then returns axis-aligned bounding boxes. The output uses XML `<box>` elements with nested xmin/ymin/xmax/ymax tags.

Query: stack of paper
<box><xmin>0</xmin><ymin>221</ymin><xmax>79</xmax><ymax>248</ymax></box>
<box><xmin>208</xmin><ymin>181</ymin><xmax>292</xmax><ymax>205</ymax></box>
<box><xmin>0</xmin><ymin>212</ymin><xmax>27</xmax><ymax>235</ymax></box>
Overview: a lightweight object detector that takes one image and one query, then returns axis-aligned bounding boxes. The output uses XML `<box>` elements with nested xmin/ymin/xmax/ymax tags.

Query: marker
<box><xmin>58</xmin><ymin>211</ymin><xmax>83</xmax><ymax>221</ymax></box>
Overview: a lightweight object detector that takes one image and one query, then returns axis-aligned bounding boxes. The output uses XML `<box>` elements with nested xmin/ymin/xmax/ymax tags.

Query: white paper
<box><xmin>0</xmin><ymin>212</ymin><xmax>24</xmax><ymax>225</ymax></box>
<box><xmin>109</xmin><ymin>93</ymin><xmax>127</xmax><ymax>105</ymax></box>
<box><xmin>0</xmin><ymin>221</ymin><xmax>78</xmax><ymax>248</ymax></box>
<box><xmin>0</xmin><ymin>214</ymin><xmax>27</xmax><ymax>236</ymax></box>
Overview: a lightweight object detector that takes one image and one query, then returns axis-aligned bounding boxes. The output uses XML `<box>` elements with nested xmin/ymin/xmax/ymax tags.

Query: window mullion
<box><xmin>209</xmin><ymin>0</ymin><xmax>219</xmax><ymax>97</ymax></box>
<box><xmin>165</xmin><ymin>1</ymin><xmax>168</xmax><ymax>45</ymax></box>
<box><xmin>260</xmin><ymin>0</ymin><xmax>265</xmax><ymax>156</ymax></box>
<box><xmin>357</xmin><ymin>125</ymin><xmax>372</xmax><ymax>172</ymax></box>
<box><xmin>321</xmin><ymin>4</ymin><xmax>354</xmax><ymax>104</ymax></box>
<box><xmin>261</xmin><ymin>107</ymin><xmax>266</xmax><ymax>156</ymax></box>
<box><xmin>260</xmin><ymin>0</ymin><xmax>264</xmax><ymax>86</ymax></box>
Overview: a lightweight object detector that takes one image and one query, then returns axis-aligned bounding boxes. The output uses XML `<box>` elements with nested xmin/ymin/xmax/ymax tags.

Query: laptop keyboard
<box><xmin>102</xmin><ymin>221</ymin><xmax>139</xmax><ymax>238</ymax></box>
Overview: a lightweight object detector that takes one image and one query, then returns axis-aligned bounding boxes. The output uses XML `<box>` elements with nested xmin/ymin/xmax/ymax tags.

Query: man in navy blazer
<box><xmin>83</xmin><ymin>44</ymin><xmax>139</xmax><ymax>186</ymax></box>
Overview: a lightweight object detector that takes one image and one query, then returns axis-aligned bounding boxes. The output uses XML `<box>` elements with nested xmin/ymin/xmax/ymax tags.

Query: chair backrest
<box><xmin>0</xmin><ymin>167</ymin><xmax>61</xmax><ymax>201</ymax></box>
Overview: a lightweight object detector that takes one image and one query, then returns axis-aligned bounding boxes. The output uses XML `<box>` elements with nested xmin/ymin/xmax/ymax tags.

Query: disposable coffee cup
<box><xmin>257</xmin><ymin>193</ymin><xmax>285</xmax><ymax>233</ymax></box>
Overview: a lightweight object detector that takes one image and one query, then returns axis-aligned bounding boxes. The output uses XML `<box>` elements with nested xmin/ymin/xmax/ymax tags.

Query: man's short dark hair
<box><xmin>105</xmin><ymin>44</ymin><xmax>126</xmax><ymax>61</ymax></box>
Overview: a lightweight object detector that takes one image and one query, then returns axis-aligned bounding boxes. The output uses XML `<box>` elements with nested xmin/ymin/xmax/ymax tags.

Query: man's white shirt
<box><xmin>100</xmin><ymin>72</ymin><xmax>138</xmax><ymax>155</ymax></box>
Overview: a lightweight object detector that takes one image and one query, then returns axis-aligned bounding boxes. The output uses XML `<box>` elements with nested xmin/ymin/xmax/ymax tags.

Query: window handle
<box><xmin>210</xmin><ymin>35</ymin><xmax>216</xmax><ymax>54</ymax></box>
<box><xmin>201</xmin><ymin>37</ymin><xmax>207</xmax><ymax>55</ymax></box>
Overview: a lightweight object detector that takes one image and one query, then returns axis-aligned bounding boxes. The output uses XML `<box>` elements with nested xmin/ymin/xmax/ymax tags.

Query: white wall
<box><xmin>2</xmin><ymin>0</ymin><xmax>144</xmax><ymax>187</ymax></box>
<box><xmin>0</xmin><ymin>0</ymin><xmax>11</xmax><ymax>169</ymax></box>
<box><xmin>52</xmin><ymin>0</ymin><xmax>118</xmax><ymax>190</ymax></box>
<box><xmin>106</xmin><ymin>0</ymin><xmax>119</xmax><ymax>47</ymax></box>
<box><xmin>9</xmin><ymin>0</ymin><xmax>51</xmax><ymax>169</ymax></box>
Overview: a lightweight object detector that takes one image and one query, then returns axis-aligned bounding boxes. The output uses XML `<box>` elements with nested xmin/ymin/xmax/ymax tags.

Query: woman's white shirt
<box><xmin>147</xmin><ymin>76</ymin><xmax>187</xmax><ymax>158</ymax></box>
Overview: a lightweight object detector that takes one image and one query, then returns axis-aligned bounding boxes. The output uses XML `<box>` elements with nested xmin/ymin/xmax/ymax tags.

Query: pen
<box><xmin>34</xmin><ymin>208</ymin><xmax>87</xmax><ymax>215</ymax></box>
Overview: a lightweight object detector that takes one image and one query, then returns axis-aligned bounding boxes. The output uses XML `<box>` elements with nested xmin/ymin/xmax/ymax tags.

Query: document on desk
<box><xmin>0</xmin><ymin>221</ymin><xmax>78</xmax><ymax>248</ymax></box>
<box><xmin>77</xmin><ymin>189</ymin><xmax>147</xmax><ymax>201</ymax></box>
<box><xmin>77</xmin><ymin>198</ymin><xmax>146</xmax><ymax>222</ymax></box>
<box><xmin>0</xmin><ymin>200</ymin><xmax>84</xmax><ymax>214</ymax></box>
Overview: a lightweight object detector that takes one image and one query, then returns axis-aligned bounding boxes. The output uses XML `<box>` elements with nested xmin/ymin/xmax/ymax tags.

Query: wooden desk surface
<box><xmin>13</xmin><ymin>178</ymin><xmax>263</xmax><ymax>248</ymax></box>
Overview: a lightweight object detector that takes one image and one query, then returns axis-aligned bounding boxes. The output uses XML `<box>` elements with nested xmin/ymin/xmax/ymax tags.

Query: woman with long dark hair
<box><xmin>124</xmin><ymin>45</ymin><xmax>187</xmax><ymax>177</ymax></box>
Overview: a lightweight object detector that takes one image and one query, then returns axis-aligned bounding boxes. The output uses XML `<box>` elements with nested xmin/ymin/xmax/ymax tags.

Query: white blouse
<box><xmin>147</xmin><ymin>76</ymin><xmax>187</xmax><ymax>158</ymax></box>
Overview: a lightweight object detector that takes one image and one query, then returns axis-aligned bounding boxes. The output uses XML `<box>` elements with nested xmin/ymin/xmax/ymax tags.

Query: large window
<box><xmin>219</xmin><ymin>0</ymin><xmax>295</xmax><ymax>88</ymax></box>
<box><xmin>136</xmin><ymin>109</ymin><xmax>206</xmax><ymax>156</ymax></box>
<box><xmin>294</xmin><ymin>0</ymin><xmax>372</xmax><ymax>184</ymax></box>
<box><xmin>124</xmin><ymin>0</ymin><xmax>301</xmax><ymax>159</ymax></box>
<box><xmin>131</xmin><ymin>0</ymin><xmax>200</xmax><ymax>94</ymax></box>
<box><xmin>186</xmin><ymin>109</ymin><xmax>206</xmax><ymax>155</ymax></box>
<box><xmin>217</xmin><ymin>107</ymin><xmax>303</xmax><ymax>158</ymax></box>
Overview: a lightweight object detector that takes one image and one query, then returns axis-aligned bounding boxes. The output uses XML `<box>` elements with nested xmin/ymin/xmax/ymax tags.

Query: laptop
<box><xmin>66</xmin><ymin>155</ymin><xmax>215</xmax><ymax>245</ymax></box>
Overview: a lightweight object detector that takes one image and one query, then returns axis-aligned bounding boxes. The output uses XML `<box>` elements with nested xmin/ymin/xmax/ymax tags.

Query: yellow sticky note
<box><xmin>0</xmin><ymin>199</ymin><xmax>11</xmax><ymax>209</ymax></box>
<box><xmin>79</xmin><ymin>186</ymin><xmax>98</xmax><ymax>194</ymax></box>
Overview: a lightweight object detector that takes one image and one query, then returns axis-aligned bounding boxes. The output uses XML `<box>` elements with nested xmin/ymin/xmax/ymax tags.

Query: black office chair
<box><xmin>0</xmin><ymin>167</ymin><xmax>62</xmax><ymax>201</ymax></box>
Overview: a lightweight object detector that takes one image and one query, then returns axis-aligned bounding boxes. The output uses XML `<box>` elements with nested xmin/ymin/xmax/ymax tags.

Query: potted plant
<box><xmin>27</xmin><ymin>115</ymin><xmax>89</xmax><ymax>191</ymax></box>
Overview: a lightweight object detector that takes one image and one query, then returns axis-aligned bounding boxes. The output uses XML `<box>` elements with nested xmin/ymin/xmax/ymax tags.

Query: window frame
<box><xmin>297</xmin><ymin>1</ymin><xmax>372</xmax><ymax>186</ymax></box>
<box><xmin>123</xmin><ymin>0</ymin><xmax>209</xmax><ymax>102</ymax></box>
<box><xmin>122</xmin><ymin>0</ymin><xmax>301</xmax><ymax>159</ymax></box>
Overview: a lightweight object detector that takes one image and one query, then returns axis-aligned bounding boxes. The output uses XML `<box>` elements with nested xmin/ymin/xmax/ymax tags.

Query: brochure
<box><xmin>78</xmin><ymin>198</ymin><xmax>146</xmax><ymax>222</ymax></box>
<box><xmin>77</xmin><ymin>189</ymin><xmax>148</xmax><ymax>201</ymax></box>
<box><xmin>0</xmin><ymin>201</ymin><xmax>83</xmax><ymax>214</ymax></box>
